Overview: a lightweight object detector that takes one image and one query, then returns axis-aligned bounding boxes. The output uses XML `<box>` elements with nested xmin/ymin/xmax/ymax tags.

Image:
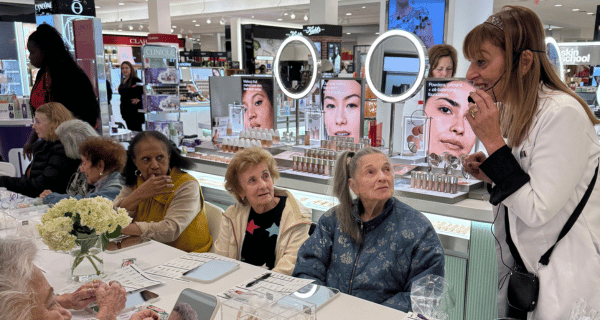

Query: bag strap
<box><xmin>538</xmin><ymin>161</ymin><xmax>598</xmax><ymax>266</ymax></box>
<box><xmin>505</xmin><ymin>161</ymin><xmax>599</xmax><ymax>269</ymax></box>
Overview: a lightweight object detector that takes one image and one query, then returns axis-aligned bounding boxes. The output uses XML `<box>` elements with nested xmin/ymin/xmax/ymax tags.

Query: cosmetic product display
<box><xmin>409</xmin><ymin>172</ymin><xmax>460</xmax><ymax>195</ymax></box>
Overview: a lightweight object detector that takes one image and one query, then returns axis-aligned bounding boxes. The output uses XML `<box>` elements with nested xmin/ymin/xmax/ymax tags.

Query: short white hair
<box><xmin>56</xmin><ymin>119</ymin><xmax>99</xmax><ymax>159</ymax></box>
<box><xmin>0</xmin><ymin>238</ymin><xmax>38</xmax><ymax>320</ymax></box>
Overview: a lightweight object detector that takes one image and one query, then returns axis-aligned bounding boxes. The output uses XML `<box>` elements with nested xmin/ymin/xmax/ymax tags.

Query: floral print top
<box><xmin>292</xmin><ymin>197</ymin><xmax>445</xmax><ymax>312</ymax></box>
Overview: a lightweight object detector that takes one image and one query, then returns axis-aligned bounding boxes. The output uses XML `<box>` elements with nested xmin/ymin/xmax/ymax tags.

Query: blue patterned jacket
<box><xmin>292</xmin><ymin>197</ymin><xmax>444</xmax><ymax>312</ymax></box>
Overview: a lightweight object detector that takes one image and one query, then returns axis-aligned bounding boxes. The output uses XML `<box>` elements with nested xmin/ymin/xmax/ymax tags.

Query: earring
<box><xmin>99</xmin><ymin>172</ymin><xmax>103</xmax><ymax>176</ymax></box>
<box><xmin>135</xmin><ymin>170</ymin><xmax>141</xmax><ymax>176</ymax></box>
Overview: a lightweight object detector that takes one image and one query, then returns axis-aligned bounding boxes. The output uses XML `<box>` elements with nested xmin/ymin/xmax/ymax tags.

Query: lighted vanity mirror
<box><xmin>365</xmin><ymin>30</ymin><xmax>427</xmax><ymax>103</ymax></box>
<box><xmin>274</xmin><ymin>35</ymin><xmax>320</xmax><ymax>100</ymax></box>
<box><xmin>545</xmin><ymin>37</ymin><xmax>564</xmax><ymax>82</ymax></box>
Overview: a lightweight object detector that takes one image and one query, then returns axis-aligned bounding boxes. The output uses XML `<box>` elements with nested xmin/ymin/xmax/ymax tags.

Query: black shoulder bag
<box><xmin>505</xmin><ymin>162</ymin><xmax>598</xmax><ymax>315</ymax></box>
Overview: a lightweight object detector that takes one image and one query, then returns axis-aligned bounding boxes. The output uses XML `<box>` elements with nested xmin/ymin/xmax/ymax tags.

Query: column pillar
<box><xmin>230</xmin><ymin>18</ymin><xmax>243</xmax><ymax>68</ymax></box>
<box><xmin>446</xmin><ymin>0</ymin><xmax>494</xmax><ymax>77</ymax></box>
<box><xmin>310</xmin><ymin>0</ymin><xmax>338</xmax><ymax>25</ymax></box>
<box><xmin>148</xmin><ymin>0</ymin><xmax>171</xmax><ymax>34</ymax></box>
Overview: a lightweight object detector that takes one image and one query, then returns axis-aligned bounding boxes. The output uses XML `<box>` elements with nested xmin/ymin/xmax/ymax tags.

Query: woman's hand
<box><xmin>56</xmin><ymin>281</ymin><xmax>98</xmax><ymax>310</ymax></box>
<box><xmin>463</xmin><ymin>152</ymin><xmax>493</xmax><ymax>184</ymax></box>
<box><xmin>95</xmin><ymin>281</ymin><xmax>126</xmax><ymax>320</ymax></box>
<box><xmin>39</xmin><ymin>190</ymin><xmax>52</xmax><ymax>200</ymax></box>
<box><xmin>131</xmin><ymin>98</ymin><xmax>141</xmax><ymax>105</ymax></box>
<box><xmin>129</xmin><ymin>310</ymin><xmax>159</xmax><ymax>320</ymax></box>
<box><xmin>466</xmin><ymin>89</ymin><xmax>506</xmax><ymax>155</ymax></box>
<box><xmin>135</xmin><ymin>175</ymin><xmax>174</xmax><ymax>199</ymax></box>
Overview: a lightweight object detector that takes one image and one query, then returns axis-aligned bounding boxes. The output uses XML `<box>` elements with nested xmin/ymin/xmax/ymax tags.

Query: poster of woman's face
<box><xmin>242</xmin><ymin>78</ymin><xmax>274</xmax><ymax>130</ymax></box>
<box><xmin>328</xmin><ymin>42</ymin><xmax>342</xmax><ymax>73</ymax></box>
<box><xmin>322</xmin><ymin>79</ymin><xmax>362</xmax><ymax>143</ymax></box>
<box><xmin>424</xmin><ymin>79</ymin><xmax>476</xmax><ymax>157</ymax></box>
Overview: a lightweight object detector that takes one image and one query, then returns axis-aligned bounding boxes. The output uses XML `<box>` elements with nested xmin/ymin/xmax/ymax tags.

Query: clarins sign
<box><xmin>35</xmin><ymin>0</ymin><xmax>96</xmax><ymax>16</ymax></box>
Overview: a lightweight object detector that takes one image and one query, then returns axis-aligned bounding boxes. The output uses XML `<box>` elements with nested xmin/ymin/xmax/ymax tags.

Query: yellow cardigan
<box><xmin>132</xmin><ymin>168</ymin><xmax>212</xmax><ymax>252</ymax></box>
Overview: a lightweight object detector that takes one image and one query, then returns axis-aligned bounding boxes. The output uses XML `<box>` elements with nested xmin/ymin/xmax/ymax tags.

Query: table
<box><xmin>37</xmin><ymin>240</ymin><xmax>407</xmax><ymax>320</ymax></box>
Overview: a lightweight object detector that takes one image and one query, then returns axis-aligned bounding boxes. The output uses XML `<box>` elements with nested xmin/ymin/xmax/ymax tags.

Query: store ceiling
<box><xmin>97</xmin><ymin>0</ymin><xmax>599</xmax><ymax>42</ymax></box>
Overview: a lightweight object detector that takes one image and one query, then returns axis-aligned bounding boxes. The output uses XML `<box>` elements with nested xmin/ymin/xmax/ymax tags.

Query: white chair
<box><xmin>8</xmin><ymin>148</ymin><xmax>31</xmax><ymax>178</ymax></box>
<box><xmin>0</xmin><ymin>161</ymin><xmax>16</xmax><ymax>177</ymax></box>
<box><xmin>204</xmin><ymin>201</ymin><xmax>224</xmax><ymax>242</ymax></box>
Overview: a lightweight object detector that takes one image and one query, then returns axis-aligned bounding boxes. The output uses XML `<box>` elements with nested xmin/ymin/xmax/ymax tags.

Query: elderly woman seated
<box><xmin>0</xmin><ymin>237</ymin><xmax>160</xmax><ymax>320</ymax></box>
<box><xmin>0</xmin><ymin>102</ymin><xmax>79</xmax><ymax>197</ymax></box>
<box><xmin>40</xmin><ymin>136</ymin><xmax>126</xmax><ymax>204</ymax></box>
<box><xmin>115</xmin><ymin>131</ymin><xmax>211</xmax><ymax>252</ymax></box>
<box><xmin>292</xmin><ymin>147</ymin><xmax>445</xmax><ymax>312</ymax></box>
<box><xmin>213</xmin><ymin>147</ymin><xmax>312</xmax><ymax>275</ymax></box>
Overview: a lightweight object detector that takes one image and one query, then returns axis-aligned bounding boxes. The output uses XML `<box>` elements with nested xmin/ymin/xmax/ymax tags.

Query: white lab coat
<box><xmin>495</xmin><ymin>85</ymin><xmax>600</xmax><ymax>319</ymax></box>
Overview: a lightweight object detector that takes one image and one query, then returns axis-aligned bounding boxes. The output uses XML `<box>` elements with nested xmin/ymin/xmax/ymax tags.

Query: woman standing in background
<box><xmin>118</xmin><ymin>61</ymin><xmax>145</xmax><ymax>131</ymax></box>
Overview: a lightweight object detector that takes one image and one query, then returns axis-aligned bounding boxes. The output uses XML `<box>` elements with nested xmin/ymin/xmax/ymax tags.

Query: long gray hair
<box><xmin>0</xmin><ymin>238</ymin><xmax>38</xmax><ymax>320</ymax></box>
<box><xmin>331</xmin><ymin>147</ymin><xmax>387</xmax><ymax>243</ymax></box>
<box><xmin>56</xmin><ymin>119</ymin><xmax>99</xmax><ymax>159</ymax></box>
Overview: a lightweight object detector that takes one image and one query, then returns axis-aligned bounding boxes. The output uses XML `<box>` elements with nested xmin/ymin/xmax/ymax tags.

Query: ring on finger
<box><xmin>469</xmin><ymin>107</ymin><xmax>479</xmax><ymax>118</ymax></box>
<box><xmin>109</xmin><ymin>280</ymin><xmax>122</xmax><ymax>287</ymax></box>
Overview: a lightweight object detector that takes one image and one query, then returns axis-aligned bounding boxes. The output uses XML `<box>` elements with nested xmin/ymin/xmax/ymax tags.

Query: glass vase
<box><xmin>70</xmin><ymin>234</ymin><xmax>105</xmax><ymax>282</ymax></box>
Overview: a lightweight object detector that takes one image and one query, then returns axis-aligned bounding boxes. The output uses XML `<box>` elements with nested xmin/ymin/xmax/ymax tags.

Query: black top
<box><xmin>0</xmin><ymin>139</ymin><xmax>80</xmax><ymax>197</ymax></box>
<box><xmin>480</xmin><ymin>145</ymin><xmax>531</xmax><ymax>205</ymax></box>
<box><xmin>33</xmin><ymin>67</ymin><xmax>100</xmax><ymax>127</ymax></box>
<box><xmin>241</xmin><ymin>196</ymin><xmax>287</xmax><ymax>269</ymax></box>
<box><xmin>118</xmin><ymin>76</ymin><xmax>145</xmax><ymax>131</ymax></box>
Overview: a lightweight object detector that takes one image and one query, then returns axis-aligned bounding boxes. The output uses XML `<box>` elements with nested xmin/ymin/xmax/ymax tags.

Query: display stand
<box><xmin>141</xmin><ymin>44</ymin><xmax>185</xmax><ymax>141</ymax></box>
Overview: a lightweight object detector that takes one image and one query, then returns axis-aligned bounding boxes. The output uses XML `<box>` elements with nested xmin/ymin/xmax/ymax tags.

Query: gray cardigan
<box><xmin>42</xmin><ymin>170</ymin><xmax>124</xmax><ymax>204</ymax></box>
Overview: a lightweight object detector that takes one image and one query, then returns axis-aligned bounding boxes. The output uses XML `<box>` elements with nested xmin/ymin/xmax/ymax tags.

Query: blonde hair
<box><xmin>224</xmin><ymin>147</ymin><xmax>280</xmax><ymax>204</ymax></box>
<box><xmin>331</xmin><ymin>147</ymin><xmax>388</xmax><ymax>243</ymax></box>
<box><xmin>36</xmin><ymin>102</ymin><xmax>74</xmax><ymax>142</ymax></box>
<box><xmin>428</xmin><ymin>44</ymin><xmax>457</xmax><ymax>78</ymax></box>
<box><xmin>463</xmin><ymin>5</ymin><xmax>599</xmax><ymax>148</ymax></box>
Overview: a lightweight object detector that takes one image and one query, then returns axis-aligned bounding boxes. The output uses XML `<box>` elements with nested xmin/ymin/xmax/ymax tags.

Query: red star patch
<box><xmin>246</xmin><ymin>220</ymin><xmax>260</xmax><ymax>235</ymax></box>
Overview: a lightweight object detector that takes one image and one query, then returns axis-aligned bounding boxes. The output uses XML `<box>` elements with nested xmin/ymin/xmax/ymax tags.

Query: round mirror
<box><xmin>545</xmin><ymin>37</ymin><xmax>564</xmax><ymax>82</ymax></box>
<box><xmin>365</xmin><ymin>30</ymin><xmax>427</xmax><ymax>103</ymax></box>
<box><xmin>274</xmin><ymin>36</ymin><xmax>319</xmax><ymax>100</ymax></box>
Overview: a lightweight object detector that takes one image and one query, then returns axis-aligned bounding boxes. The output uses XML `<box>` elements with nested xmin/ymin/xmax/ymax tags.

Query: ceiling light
<box><xmin>171</xmin><ymin>28</ymin><xmax>174</xmax><ymax>33</ymax></box>
<box><xmin>346</xmin><ymin>33</ymin><xmax>351</xmax><ymax>35</ymax></box>
<box><xmin>139</xmin><ymin>24</ymin><xmax>143</xmax><ymax>30</ymax></box>
<box><xmin>195</xmin><ymin>24</ymin><xmax>200</xmax><ymax>26</ymax></box>
<box><xmin>588</xmin><ymin>12</ymin><xmax>595</xmax><ymax>15</ymax></box>
<box><xmin>252</xmin><ymin>16</ymin><xmax>254</xmax><ymax>18</ymax></box>
<box><xmin>573</xmin><ymin>8</ymin><xmax>580</xmax><ymax>11</ymax></box>
<box><xmin>128</xmin><ymin>25</ymin><xmax>133</xmax><ymax>30</ymax></box>
<box><xmin>118</xmin><ymin>29</ymin><xmax>123</xmax><ymax>31</ymax></box>
<box><xmin>362</xmin><ymin>6</ymin><xmax>366</xmax><ymax>8</ymax></box>
<box><xmin>548</xmin><ymin>28</ymin><xmax>553</xmax><ymax>31</ymax></box>
<box><xmin>95</xmin><ymin>5</ymin><xmax>100</xmax><ymax>8</ymax></box>
<box><xmin>192</xmin><ymin>20</ymin><xmax>196</xmax><ymax>23</ymax></box>
<box><xmin>375</xmin><ymin>32</ymin><xmax>380</xmax><ymax>34</ymax></box>
<box><xmin>172</xmin><ymin>25</ymin><xmax>177</xmax><ymax>28</ymax></box>
<box><xmin>304</xmin><ymin>14</ymin><xmax>308</xmax><ymax>21</ymax></box>
<box><xmin>346</xmin><ymin>13</ymin><xmax>352</xmax><ymax>16</ymax></box>
<box><xmin>219</xmin><ymin>18</ymin><xmax>226</xmax><ymax>25</ymax></box>
<box><xmin>206</xmin><ymin>19</ymin><xmax>211</xmax><ymax>24</ymax></box>
<box><xmin>118</xmin><ymin>2</ymin><xmax>124</xmax><ymax>5</ymax></box>
<box><xmin>277</xmin><ymin>18</ymin><xmax>283</xmax><ymax>21</ymax></box>
<box><xmin>555</xmin><ymin>4</ymin><xmax>562</xmax><ymax>7</ymax></box>
<box><xmin>284</xmin><ymin>12</ymin><xmax>288</xmax><ymax>16</ymax></box>
<box><xmin>290</xmin><ymin>13</ymin><xmax>296</xmax><ymax>19</ymax></box>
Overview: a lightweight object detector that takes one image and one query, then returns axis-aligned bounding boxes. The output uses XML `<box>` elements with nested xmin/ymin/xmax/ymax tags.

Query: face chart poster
<box><xmin>321</xmin><ymin>79</ymin><xmax>362</xmax><ymax>143</ymax></box>
<box><xmin>388</xmin><ymin>0</ymin><xmax>446</xmax><ymax>48</ymax></box>
<box><xmin>242</xmin><ymin>78</ymin><xmax>274</xmax><ymax>130</ymax></box>
<box><xmin>423</xmin><ymin>79</ymin><xmax>476</xmax><ymax>157</ymax></box>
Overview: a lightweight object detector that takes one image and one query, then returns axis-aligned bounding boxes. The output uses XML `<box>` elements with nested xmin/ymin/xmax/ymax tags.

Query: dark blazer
<box><xmin>0</xmin><ymin>140</ymin><xmax>80</xmax><ymax>197</ymax></box>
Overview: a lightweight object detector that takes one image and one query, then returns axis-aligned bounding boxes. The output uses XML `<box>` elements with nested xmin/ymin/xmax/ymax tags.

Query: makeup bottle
<box><xmin>226</xmin><ymin>121</ymin><xmax>233</xmax><ymax>136</ymax></box>
<box><xmin>324</xmin><ymin>160</ymin><xmax>331</xmax><ymax>176</ymax></box>
<box><xmin>428</xmin><ymin>173</ymin><xmax>434</xmax><ymax>190</ymax></box>
<box><xmin>273</xmin><ymin>130</ymin><xmax>280</xmax><ymax>143</ymax></box>
<box><xmin>410</xmin><ymin>172</ymin><xmax>416</xmax><ymax>188</ymax></box>
<box><xmin>433</xmin><ymin>174</ymin><xmax>439</xmax><ymax>191</ymax></box>
<box><xmin>450</xmin><ymin>176</ymin><xmax>459</xmax><ymax>194</ymax></box>
<box><xmin>238</xmin><ymin>139</ymin><xmax>245</xmax><ymax>151</ymax></box>
<box><xmin>266</xmin><ymin>133</ymin><xmax>273</xmax><ymax>147</ymax></box>
<box><xmin>437</xmin><ymin>174</ymin><xmax>444</xmax><ymax>192</ymax></box>
<box><xmin>300</xmin><ymin>157</ymin><xmax>307</xmax><ymax>172</ymax></box>
<box><xmin>292</xmin><ymin>156</ymin><xmax>298</xmax><ymax>171</ymax></box>
<box><xmin>415</xmin><ymin>172</ymin><xmax>422</xmax><ymax>189</ymax></box>
<box><xmin>444</xmin><ymin>175</ymin><xmax>451</xmax><ymax>193</ymax></box>
<box><xmin>304</xmin><ymin>133</ymin><xmax>310</xmax><ymax>146</ymax></box>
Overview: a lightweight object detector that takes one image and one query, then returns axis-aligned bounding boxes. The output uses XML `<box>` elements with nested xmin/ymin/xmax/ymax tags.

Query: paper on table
<box><xmin>57</xmin><ymin>265</ymin><xmax>162</xmax><ymax>294</ymax></box>
<box><xmin>144</xmin><ymin>252</ymin><xmax>238</xmax><ymax>281</ymax></box>
<box><xmin>218</xmin><ymin>272</ymin><xmax>314</xmax><ymax>300</ymax></box>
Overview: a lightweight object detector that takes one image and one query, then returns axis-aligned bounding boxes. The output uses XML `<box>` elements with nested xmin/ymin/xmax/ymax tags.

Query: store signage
<box><xmin>558</xmin><ymin>43</ymin><xmax>600</xmax><ymax>65</ymax></box>
<box><xmin>142</xmin><ymin>45</ymin><xmax>177</xmax><ymax>60</ymax></box>
<box><xmin>34</xmin><ymin>0</ymin><xmax>95</xmax><ymax>17</ymax></box>
<box><xmin>284</xmin><ymin>25</ymin><xmax>342</xmax><ymax>37</ymax></box>
<box><xmin>147</xmin><ymin>33</ymin><xmax>179</xmax><ymax>44</ymax></box>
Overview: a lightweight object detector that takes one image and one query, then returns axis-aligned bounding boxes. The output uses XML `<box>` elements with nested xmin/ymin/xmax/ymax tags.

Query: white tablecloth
<box><xmin>37</xmin><ymin>240</ymin><xmax>407</xmax><ymax>320</ymax></box>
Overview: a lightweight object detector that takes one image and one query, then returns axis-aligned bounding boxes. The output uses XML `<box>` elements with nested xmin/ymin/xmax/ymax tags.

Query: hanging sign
<box><xmin>34</xmin><ymin>0</ymin><xmax>96</xmax><ymax>17</ymax></box>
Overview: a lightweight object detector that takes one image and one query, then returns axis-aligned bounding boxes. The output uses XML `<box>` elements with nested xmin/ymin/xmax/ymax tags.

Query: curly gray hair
<box><xmin>0</xmin><ymin>238</ymin><xmax>38</xmax><ymax>320</ymax></box>
<box><xmin>56</xmin><ymin>119</ymin><xmax>99</xmax><ymax>159</ymax></box>
<box><xmin>171</xmin><ymin>302</ymin><xmax>198</xmax><ymax>320</ymax></box>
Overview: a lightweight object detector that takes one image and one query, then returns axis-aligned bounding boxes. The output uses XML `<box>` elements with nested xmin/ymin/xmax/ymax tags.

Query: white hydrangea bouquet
<box><xmin>37</xmin><ymin>197</ymin><xmax>132</xmax><ymax>278</ymax></box>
